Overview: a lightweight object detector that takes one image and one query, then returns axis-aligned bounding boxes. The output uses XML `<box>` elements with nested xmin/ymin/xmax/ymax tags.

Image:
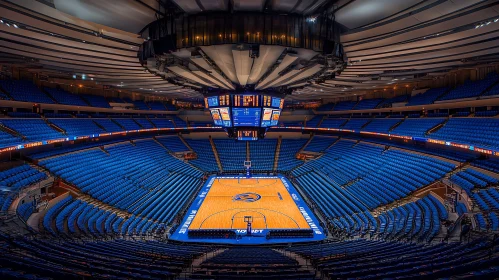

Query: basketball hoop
<box><xmin>244</xmin><ymin>161</ymin><xmax>251</xmax><ymax>178</ymax></box>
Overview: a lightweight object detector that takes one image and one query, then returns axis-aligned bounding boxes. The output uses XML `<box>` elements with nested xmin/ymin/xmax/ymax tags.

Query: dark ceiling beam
<box><xmin>156</xmin><ymin>0</ymin><xmax>185</xmax><ymax>14</ymax></box>
<box><xmin>135</xmin><ymin>0</ymin><xmax>166</xmax><ymax>17</ymax></box>
<box><xmin>305</xmin><ymin>0</ymin><xmax>343</xmax><ymax>15</ymax></box>
<box><xmin>289</xmin><ymin>0</ymin><xmax>303</xmax><ymax>13</ymax></box>
<box><xmin>333</xmin><ymin>0</ymin><xmax>356</xmax><ymax>14</ymax></box>
<box><xmin>194</xmin><ymin>0</ymin><xmax>206</xmax><ymax>12</ymax></box>
<box><xmin>262</xmin><ymin>0</ymin><xmax>272</xmax><ymax>12</ymax></box>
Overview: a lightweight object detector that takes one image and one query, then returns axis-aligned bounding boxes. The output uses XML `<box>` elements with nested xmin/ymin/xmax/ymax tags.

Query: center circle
<box><xmin>232</xmin><ymin>192</ymin><xmax>262</xmax><ymax>202</ymax></box>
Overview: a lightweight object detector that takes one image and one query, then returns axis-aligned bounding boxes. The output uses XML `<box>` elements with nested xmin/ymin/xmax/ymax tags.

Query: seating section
<box><xmin>305</xmin><ymin>116</ymin><xmax>322</xmax><ymax>127</ymax></box>
<box><xmin>1</xmin><ymin>119</ymin><xmax>63</xmax><ymax>141</ymax></box>
<box><xmin>0</xmin><ymin>80</ymin><xmax>54</xmax><ymax>104</ymax></box>
<box><xmin>214</xmin><ymin>139</ymin><xmax>247</xmax><ymax>172</ymax></box>
<box><xmin>429</xmin><ymin>118</ymin><xmax>499</xmax><ymax>150</ymax></box>
<box><xmin>483</xmin><ymin>80</ymin><xmax>499</xmax><ymax>97</ymax></box>
<box><xmin>317</xmin><ymin>103</ymin><xmax>335</xmax><ymax>111</ymax></box>
<box><xmin>342</xmin><ymin>118</ymin><xmax>370</xmax><ymax>131</ymax></box>
<box><xmin>249</xmin><ymin>139</ymin><xmax>276</xmax><ymax>171</ymax></box>
<box><xmin>293</xmin><ymin>140</ymin><xmax>455</xmax><ymax>225</ymax></box>
<box><xmin>286</xmin><ymin>238</ymin><xmax>499</xmax><ymax>279</ymax></box>
<box><xmin>319</xmin><ymin>118</ymin><xmax>347</xmax><ymax>128</ymax></box>
<box><xmin>133</xmin><ymin>118</ymin><xmax>155</xmax><ymax>129</ymax></box>
<box><xmin>81</xmin><ymin>94</ymin><xmax>111</xmax><ymax>108</ymax></box>
<box><xmin>0</xmin><ymin>238</ymin><xmax>209</xmax><ymax>279</ymax></box>
<box><xmin>333</xmin><ymin>101</ymin><xmax>357</xmax><ymax>111</ymax></box>
<box><xmin>191</xmin><ymin>247</ymin><xmax>313</xmax><ymax>279</ymax></box>
<box><xmin>303</xmin><ymin>136</ymin><xmax>337</xmax><ymax>152</ymax></box>
<box><xmin>113</xmin><ymin>118</ymin><xmax>141</xmax><ymax>130</ymax></box>
<box><xmin>156</xmin><ymin>136</ymin><xmax>189</xmax><ymax>152</ymax></box>
<box><xmin>361</xmin><ymin>118</ymin><xmax>402</xmax><ymax>133</ymax></box>
<box><xmin>473</xmin><ymin>157</ymin><xmax>499</xmax><ymax>173</ymax></box>
<box><xmin>406</xmin><ymin>87</ymin><xmax>449</xmax><ymax>106</ymax></box>
<box><xmin>0</xmin><ymin>130</ymin><xmax>22</xmax><ymax>148</ymax></box>
<box><xmin>149</xmin><ymin>117</ymin><xmax>175</xmax><ymax>128</ymax></box>
<box><xmin>92</xmin><ymin>119</ymin><xmax>123</xmax><ymax>132</ymax></box>
<box><xmin>0</xmin><ymin>164</ymin><xmax>47</xmax><ymax>211</ymax></box>
<box><xmin>440</xmin><ymin>72</ymin><xmax>498</xmax><ymax>101</ymax></box>
<box><xmin>39</xmin><ymin>139</ymin><xmax>203</xmax><ymax>224</ymax></box>
<box><xmin>354</xmin><ymin>98</ymin><xmax>383</xmax><ymax>110</ymax></box>
<box><xmin>390</xmin><ymin>118</ymin><xmax>444</xmax><ymax>137</ymax></box>
<box><xmin>378</xmin><ymin>95</ymin><xmax>409</xmax><ymax>107</ymax></box>
<box><xmin>471</xmin><ymin>188</ymin><xmax>499</xmax><ymax>212</ymax></box>
<box><xmin>147</xmin><ymin>101</ymin><xmax>166</xmax><ymax>110</ymax></box>
<box><xmin>44</xmin><ymin>88</ymin><xmax>88</xmax><ymax>106</ymax></box>
<box><xmin>45</xmin><ymin>197</ymin><xmax>166</xmax><ymax>237</ymax></box>
<box><xmin>17</xmin><ymin>202</ymin><xmax>34</xmax><ymax>221</ymax></box>
<box><xmin>277</xmin><ymin>139</ymin><xmax>307</xmax><ymax>171</ymax></box>
<box><xmin>186</xmin><ymin>139</ymin><xmax>220</xmax><ymax>172</ymax></box>
<box><xmin>49</xmin><ymin>118</ymin><xmax>105</xmax><ymax>136</ymax></box>
<box><xmin>133</xmin><ymin>100</ymin><xmax>149</xmax><ymax>110</ymax></box>
<box><xmin>374</xmin><ymin>195</ymin><xmax>445</xmax><ymax>242</ymax></box>
<box><xmin>165</xmin><ymin>103</ymin><xmax>177</xmax><ymax>111</ymax></box>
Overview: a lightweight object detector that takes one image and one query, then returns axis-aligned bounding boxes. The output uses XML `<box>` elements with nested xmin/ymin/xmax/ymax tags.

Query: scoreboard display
<box><xmin>237</xmin><ymin>130</ymin><xmax>258</xmax><ymax>141</ymax></box>
<box><xmin>232</xmin><ymin>108</ymin><xmax>261</xmax><ymax>127</ymax></box>
<box><xmin>205</xmin><ymin>93</ymin><xmax>283</xmax><ymax>133</ymax></box>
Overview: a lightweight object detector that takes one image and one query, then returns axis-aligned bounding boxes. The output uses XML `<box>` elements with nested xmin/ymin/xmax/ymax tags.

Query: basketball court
<box><xmin>189</xmin><ymin>177</ymin><xmax>310</xmax><ymax>230</ymax></box>
<box><xmin>170</xmin><ymin>175</ymin><xmax>326</xmax><ymax>245</ymax></box>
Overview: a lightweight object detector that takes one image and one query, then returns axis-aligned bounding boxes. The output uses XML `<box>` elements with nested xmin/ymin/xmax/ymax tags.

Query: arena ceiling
<box><xmin>2</xmin><ymin>0</ymin><xmax>499</xmax><ymax>101</ymax></box>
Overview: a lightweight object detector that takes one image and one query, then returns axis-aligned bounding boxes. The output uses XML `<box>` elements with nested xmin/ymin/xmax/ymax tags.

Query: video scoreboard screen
<box><xmin>232</xmin><ymin>108</ymin><xmax>261</xmax><ymax>127</ymax></box>
<box><xmin>261</xmin><ymin>108</ymin><xmax>281</xmax><ymax>127</ymax></box>
<box><xmin>206</xmin><ymin>93</ymin><xmax>283</xmax><ymax>131</ymax></box>
<box><xmin>210</xmin><ymin>107</ymin><xmax>231</xmax><ymax>127</ymax></box>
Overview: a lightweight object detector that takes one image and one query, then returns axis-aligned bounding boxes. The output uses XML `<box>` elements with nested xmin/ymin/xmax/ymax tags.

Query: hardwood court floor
<box><xmin>188</xmin><ymin>178</ymin><xmax>310</xmax><ymax>230</ymax></box>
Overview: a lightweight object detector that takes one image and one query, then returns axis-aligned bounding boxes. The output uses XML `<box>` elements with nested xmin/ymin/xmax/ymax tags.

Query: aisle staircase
<box><xmin>246</xmin><ymin>141</ymin><xmax>250</xmax><ymax>161</ymax></box>
<box><xmin>273</xmin><ymin>136</ymin><xmax>282</xmax><ymax>171</ymax></box>
<box><xmin>178</xmin><ymin>134</ymin><xmax>194</xmax><ymax>152</ymax></box>
<box><xmin>209</xmin><ymin>136</ymin><xmax>223</xmax><ymax>172</ymax></box>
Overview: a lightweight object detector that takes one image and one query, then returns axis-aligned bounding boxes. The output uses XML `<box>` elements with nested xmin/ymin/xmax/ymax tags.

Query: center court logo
<box><xmin>232</xmin><ymin>192</ymin><xmax>261</xmax><ymax>202</ymax></box>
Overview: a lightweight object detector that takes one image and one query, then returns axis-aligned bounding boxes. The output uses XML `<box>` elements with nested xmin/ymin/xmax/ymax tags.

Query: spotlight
<box><xmin>13</xmin><ymin>24</ymin><xmax>18</xmax><ymax>28</ymax></box>
<box><xmin>72</xmin><ymin>74</ymin><xmax>76</xmax><ymax>79</ymax></box>
<box><xmin>306</xmin><ymin>17</ymin><xmax>317</xmax><ymax>23</ymax></box>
